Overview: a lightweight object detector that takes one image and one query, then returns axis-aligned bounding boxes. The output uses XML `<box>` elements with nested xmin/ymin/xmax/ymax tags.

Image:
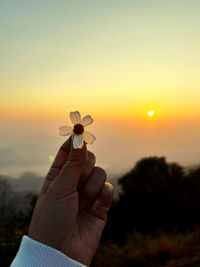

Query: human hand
<box><xmin>28</xmin><ymin>136</ymin><xmax>114</xmax><ymax>266</ymax></box>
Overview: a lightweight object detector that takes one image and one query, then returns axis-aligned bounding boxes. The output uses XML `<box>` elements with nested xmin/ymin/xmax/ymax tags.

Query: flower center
<box><xmin>73</xmin><ymin>124</ymin><xmax>84</xmax><ymax>135</ymax></box>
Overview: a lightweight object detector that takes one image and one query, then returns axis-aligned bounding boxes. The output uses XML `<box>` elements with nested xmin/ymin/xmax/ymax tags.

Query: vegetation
<box><xmin>0</xmin><ymin>179</ymin><xmax>37</xmax><ymax>266</ymax></box>
<box><xmin>2</xmin><ymin>157</ymin><xmax>200</xmax><ymax>266</ymax></box>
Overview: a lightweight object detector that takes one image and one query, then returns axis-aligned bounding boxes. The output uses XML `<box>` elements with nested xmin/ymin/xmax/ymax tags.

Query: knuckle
<box><xmin>88</xmin><ymin>151</ymin><xmax>96</xmax><ymax>165</ymax></box>
<box><xmin>81</xmin><ymin>168</ymin><xmax>107</xmax><ymax>198</ymax></box>
<box><xmin>84</xmin><ymin>187</ymin><xmax>97</xmax><ymax>199</ymax></box>
<box><xmin>93</xmin><ymin>166</ymin><xmax>107</xmax><ymax>181</ymax></box>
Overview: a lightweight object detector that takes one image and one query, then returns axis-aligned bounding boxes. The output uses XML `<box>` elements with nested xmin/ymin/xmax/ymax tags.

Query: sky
<box><xmin>0</xmin><ymin>0</ymin><xmax>200</xmax><ymax>178</ymax></box>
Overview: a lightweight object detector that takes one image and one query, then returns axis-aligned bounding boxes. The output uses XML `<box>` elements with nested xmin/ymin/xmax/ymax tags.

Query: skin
<box><xmin>28</xmin><ymin>136</ymin><xmax>114</xmax><ymax>266</ymax></box>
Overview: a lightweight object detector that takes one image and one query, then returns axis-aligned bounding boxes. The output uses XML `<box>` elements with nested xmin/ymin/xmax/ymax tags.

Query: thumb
<box><xmin>49</xmin><ymin>136</ymin><xmax>88</xmax><ymax>196</ymax></box>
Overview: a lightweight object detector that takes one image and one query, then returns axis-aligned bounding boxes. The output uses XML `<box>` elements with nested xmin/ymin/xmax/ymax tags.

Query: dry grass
<box><xmin>93</xmin><ymin>226</ymin><xmax>200</xmax><ymax>267</ymax></box>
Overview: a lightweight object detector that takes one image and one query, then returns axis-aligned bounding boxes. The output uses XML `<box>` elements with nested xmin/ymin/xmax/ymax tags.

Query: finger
<box><xmin>90</xmin><ymin>182</ymin><xmax>114</xmax><ymax>220</ymax></box>
<box><xmin>78</xmin><ymin>151</ymin><xmax>96</xmax><ymax>189</ymax></box>
<box><xmin>40</xmin><ymin>137</ymin><xmax>71</xmax><ymax>194</ymax></box>
<box><xmin>48</xmin><ymin>139</ymin><xmax>88</xmax><ymax>197</ymax></box>
<box><xmin>79</xmin><ymin>167</ymin><xmax>106</xmax><ymax>210</ymax></box>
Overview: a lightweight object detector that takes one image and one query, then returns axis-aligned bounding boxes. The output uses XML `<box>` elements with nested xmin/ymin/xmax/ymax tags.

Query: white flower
<box><xmin>59</xmin><ymin>111</ymin><xmax>96</xmax><ymax>149</ymax></box>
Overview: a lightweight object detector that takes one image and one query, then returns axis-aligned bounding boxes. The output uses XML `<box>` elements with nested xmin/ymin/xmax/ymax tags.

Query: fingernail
<box><xmin>71</xmin><ymin>134</ymin><xmax>85</xmax><ymax>150</ymax></box>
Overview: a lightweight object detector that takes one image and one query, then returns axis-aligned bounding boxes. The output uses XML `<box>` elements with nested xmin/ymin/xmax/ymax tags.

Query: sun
<box><xmin>147</xmin><ymin>110</ymin><xmax>155</xmax><ymax>117</ymax></box>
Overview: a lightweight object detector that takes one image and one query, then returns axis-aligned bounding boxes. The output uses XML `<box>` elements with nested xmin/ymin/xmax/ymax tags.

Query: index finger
<box><xmin>40</xmin><ymin>136</ymin><xmax>71</xmax><ymax>194</ymax></box>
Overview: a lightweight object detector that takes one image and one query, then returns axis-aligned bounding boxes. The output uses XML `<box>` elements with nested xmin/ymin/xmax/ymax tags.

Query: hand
<box><xmin>28</xmin><ymin>136</ymin><xmax>114</xmax><ymax>266</ymax></box>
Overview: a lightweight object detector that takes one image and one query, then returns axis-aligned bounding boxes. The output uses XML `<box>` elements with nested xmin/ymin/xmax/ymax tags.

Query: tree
<box><xmin>0</xmin><ymin>179</ymin><xmax>12</xmax><ymax>218</ymax></box>
<box><xmin>103</xmin><ymin>157</ymin><xmax>185</xmax><ymax>244</ymax></box>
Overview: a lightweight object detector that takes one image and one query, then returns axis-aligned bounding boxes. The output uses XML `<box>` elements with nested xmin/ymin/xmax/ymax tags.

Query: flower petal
<box><xmin>73</xmin><ymin>134</ymin><xmax>84</xmax><ymax>149</ymax></box>
<box><xmin>59</xmin><ymin>126</ymin><xmax>73</xmax><ymax>136</ymax></box>
<box><xmin>81</xmin><ymin>115</ymin><xmax>93</xmax><ymax>127</ymax></box>
<box><xmin>70</xmin><ymin>111</ymin><xmax>81</xmax><ymax>125</ymax></box>
<box><xmin>83</xmin><ymin>131</ymin><xmax>96</xmax><ymax>144</ymax></box>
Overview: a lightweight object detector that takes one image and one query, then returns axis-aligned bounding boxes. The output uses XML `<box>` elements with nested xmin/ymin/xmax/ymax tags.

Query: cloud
<box><xmin>0</xmin><ymin>133</ymin><xmax>61</xmax><ymax>176</ymax></box>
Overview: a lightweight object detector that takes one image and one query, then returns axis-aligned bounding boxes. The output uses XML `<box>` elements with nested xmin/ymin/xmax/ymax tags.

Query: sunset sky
<box><xmin>0</xmin><ymin>0</ymin><xmax>200</xmax><ymax>178</ymax></box>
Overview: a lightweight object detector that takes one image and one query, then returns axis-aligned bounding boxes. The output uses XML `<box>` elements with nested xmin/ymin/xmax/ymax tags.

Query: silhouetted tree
<box><xmin>104</xmin><ymin>157</ymin><xmax>187</xmax><ymax>244</ymax></box>
<box><xmin>0</xmin><ymin>179</ymin><xmax>12</xmax><ymax>218</ymax></box>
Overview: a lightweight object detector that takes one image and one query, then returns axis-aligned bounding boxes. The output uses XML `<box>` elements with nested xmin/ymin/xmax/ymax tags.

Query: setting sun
<box><xmin>147</xmin><ymin>110</ymin><xmax>155</xmax><ymax>117</ymax></box>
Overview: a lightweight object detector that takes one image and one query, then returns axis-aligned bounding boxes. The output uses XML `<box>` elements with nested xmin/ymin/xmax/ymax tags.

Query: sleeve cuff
<box><xmin>11</xmin><ymin>235</ymin><xmax>87</xmax><ymax>267</ymax></box>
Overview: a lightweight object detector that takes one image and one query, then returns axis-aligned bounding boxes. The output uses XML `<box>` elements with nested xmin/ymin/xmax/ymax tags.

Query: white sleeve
<box><xmin>10</xmin><ymin>235</ymin><xmax>87</xmax><ymax>267</ymax></box>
